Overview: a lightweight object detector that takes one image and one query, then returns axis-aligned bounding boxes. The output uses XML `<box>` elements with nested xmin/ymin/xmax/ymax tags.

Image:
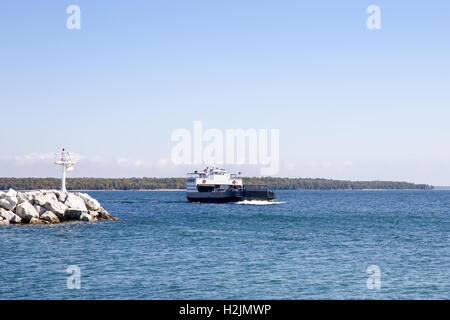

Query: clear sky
<box><xmin>1</xmin><ymin>1</ymin><xmax>449</xmax><ymax>184</ymax></box>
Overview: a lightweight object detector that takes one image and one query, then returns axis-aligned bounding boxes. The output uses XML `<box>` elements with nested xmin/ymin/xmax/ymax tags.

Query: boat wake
<box><xmin>234</xmin><ymin>200</ymin><xmax>285</xmax><ymax>206</ymax></box>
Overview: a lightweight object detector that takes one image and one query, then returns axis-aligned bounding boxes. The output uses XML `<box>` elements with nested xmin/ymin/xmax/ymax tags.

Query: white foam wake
<box><xmin>234</xmin><ymin>200</ymin><xmax>286</xmax><ymax>206</ymax></box>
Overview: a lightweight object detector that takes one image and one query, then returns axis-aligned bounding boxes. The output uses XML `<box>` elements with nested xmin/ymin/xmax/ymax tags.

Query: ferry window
<box><xmin>197</xmin><ymin>186</ymin><xmax>214</xmax><ymax>192</ymax></box>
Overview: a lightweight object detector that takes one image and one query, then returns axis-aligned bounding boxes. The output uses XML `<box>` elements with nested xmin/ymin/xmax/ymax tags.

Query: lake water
<box><xmin>0</xmin><ymin>190</ymin><xmax>449</xmax><ymax>299</ymax></box>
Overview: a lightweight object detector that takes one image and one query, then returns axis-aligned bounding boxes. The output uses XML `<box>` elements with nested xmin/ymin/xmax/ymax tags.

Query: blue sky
<box><xmin>1</xmin><ymin>1</ymin><xmax>449</xmax><ymax>184</ymax></box>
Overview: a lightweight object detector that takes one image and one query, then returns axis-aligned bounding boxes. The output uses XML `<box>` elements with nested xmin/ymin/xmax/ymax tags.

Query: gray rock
<box><xmin>0</xmin><ymin>208</ymin><xmax>14</xmax><ymax>220</ymax></box>
<box><xmin>34</xmin><ymin>204</ymin><xmax>47</xmax><ymax>216</ymax></box>
<box><xmin>77</xmin><ymin>193</ymin><xmax>101</xmax><ymax>211</ymax></box>
<box><xmin>0</xmin><ymin>208</ymin><xmax>22</xmax><ymax>224</ymax></box>
<box><xmin>1</xmin><ymin>188</ymin><xmax>18</xmax><ymax>198</ymax></box>
<box><xmin>64</xmin><ymin>194</ymin><xmax>88</xmax><ymax>212</ymax></box>
<box><xmin>33</xmin><ymin>192</ymin><xmax>68</xmax><ymax>218</ymax></box>
<box><xmin>97</xmin><ymin>207</ymin><xmax>117</xmax><ymax>221</ymax></box>
<box><xmin>42</xmin><ymin>190</ymin><xmax>59</xmax><ymax>195</ymax></box>
<box><xmin>40</xmin><ymin>211</ymin><xmax>60</xmax><ymax>224</ymax></box>
<box><xmin>0</xmin><ymin>195</ymin><xmax>18</xmax><ymax>211</ymax></box>
<box><xmin>89</xmin><ymin>210</ymin><xmax>99</xmax><ymax>218</ymax></box>
<box><xmin>29</xmin><ymin>218</ymin><xmax>46</xmax><ymax>224</ymax></box>
<box><xmin>17</xmin><ymin>192</ymin><xmax>33</xmax><ymax>205</ymax></box>
<box><xmin>16</xmin><ymin>202</ymin><xmax>39</xmax><ymax>222</ymax></box>
<box><xmin>80</xmin><ymin>212</ymin><xmax>94</xmax><ymax>222</ymax></box>
<box><xmin>64</xmin><ymin>209</ymin><xmax>84</xmax><ymax>220</ymax></box>
<box><xmin>54</xmin><ymin>191</ymin><xmax>68</xmax><ymax>203</ymax></box>
<box><xmin>44</xmin><ymin>200</ymin><xmax>68</xmax><ymax>218</ymax></box>
<box><xmin>34</xmin><ymin>193</ymin><xmax>58</xmax><ymax>207</ymax></box>
<box><xmin>10</xmin><ymin>214</ymin><xmax>22</xmax><ymax>224</ymax></box>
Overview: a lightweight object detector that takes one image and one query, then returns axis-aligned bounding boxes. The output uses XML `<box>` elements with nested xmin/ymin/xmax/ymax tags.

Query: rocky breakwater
<box><xmin>0</xmin><ymin>189</ymin><xmax>117</xmax><ymax>225</ymax></box>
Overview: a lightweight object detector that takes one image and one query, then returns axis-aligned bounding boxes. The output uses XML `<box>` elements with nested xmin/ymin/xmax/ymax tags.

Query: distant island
<box><xmin>0</xmin><ymin>177</ymin><xmax>433</xmax><ymax>191</ymax></box>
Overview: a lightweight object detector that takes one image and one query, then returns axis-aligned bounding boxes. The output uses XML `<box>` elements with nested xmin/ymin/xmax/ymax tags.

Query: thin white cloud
<box><xmin>88</xmin><ymin>155</ymin><xmax>106</xmax><ymax>164</ymax></box>
<box><xmin>0</xmin><ymin>152</ymin><xmax>83</xmax><ymax>165</ymax></box>
<box><xmin>116</xmin><ymin>157</ymin><xmax>129</xmax><ymax>165</ymax></box>
<box><xmin>343</xmin><ymin>160</ymin><xmax>355</xmax><ymax>167</ymax></box>
<box><xmin>116</xmin><ymin>157</ymin><xmax>147</xmax><ymax>167</ymax></box>
<box><xmin>283</xmin><ymin>160</ymin><xmax>296</xmax><ymax>171</ymax></box>
<box><xmin>156</xmin><ymin>158</ymin><xmax>181</xmax><ymax>169</ymax></box>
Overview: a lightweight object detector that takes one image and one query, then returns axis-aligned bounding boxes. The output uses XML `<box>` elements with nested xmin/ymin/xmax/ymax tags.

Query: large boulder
<box><xmin>17</xmin><ymin>192</ymin><xmax>34</xmax><ymax>205</ymax></box>
<box><xmin>0</xmin><ymin>208</ymin><xmax>14</xmax><ymax>220</ymax></box>
<box><xmin>80</xmin><ymin>212</ymin><xmax>94</xmax><ymax>222</ymax></box>
<box><xmin>0</xmin><ymin>208</ymin><xmax>22</xmax><ymax>224</ymax></box>
<box><xmin>64</xmin><ymin>194</ymin><xmax>88</xmax><ymax>212</ymax></box>
<box><xmin>89</xmin><ymin>210</ymin><xmax>99</xmax><ymax>218</ymax></box>
<box><xmin>77</xmin><ymin>193</ymin><xmax>101</xmax><ymax>211</ymax></box>
<box><xmin>44</xmin><ymin>201</ymin><xmax>68</xmax><ymax>218</ymax></box>
<box><xmin>0</xmin><ymin>193</ymin><xmax>18</xmax><ymax>211</ymax></box>
<box><xmin>0</xmin><ymin>220</ymin><xmax>10</xmax><ymax>226</ymax></box>
<box><xmin>0</xmin><ymin>198</ymin><xmax>17</xmax><ymax>210</ymax></box>
<box><xmin>33</xmin><ymin>192</ymin><xmax>58</xmax><ymax>207</ymax></box>
<box><xmin>64</xmin><ymin>209</ymin><xmax>84</xmax><ymax>220</ymax></box>
<box><xmin>2</xmin><ymin>189</ymin><xmax>18</xmax><ymax>198</ymax></box>
<box><xmin>15</xmin><ymin>202</ymin><xmax>39</xmax><ymax>222</ymax></box>
<box><xmin>40</xmin><ymin>211</ymin><xmax>60</xmax><ymax>224</ymax></box>
<box><xmin>97</xmin><ymin>207</ymin><xmax>117</xmax><ymax>221</ymax></box>
<box><xmin>42</xmin><ymin>190</ymin><xmax>59</xmax><ymax>195</ymax></box>
<box><xmin>26</xmin><ymin>190</ymin><xmax>40</xmax><ymax>197</ymax></box>
<box><xmin>10</xmin><ymin>213</ymin><xmax>22</xmax><ymax>224</ymax></box>
<box><xmin>54</xmin><ymin>191</ymin><xmax>68</xmax><ymax>203</ymax></box>
<box><xmin>34</xmin><ymin>205</ymin><xmax>47</xmax><ymax>216</ymax></box>
<box><xmin>29</xmin><ymin>218</ymin><xmax>47</xmax><ymax>225</ymax></box>
<box><xmin>34</xmin><ymin>192</ymin><xmax>67</xmax><ymax>218</ymax></box>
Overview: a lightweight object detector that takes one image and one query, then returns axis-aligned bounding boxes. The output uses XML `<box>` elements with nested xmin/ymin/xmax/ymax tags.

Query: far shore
<box><xmin>74</xmin><ymin>188</ymin><xmax>435</xmax><ymax>192</ymax></box>
<box><xmin>3</xmin><ymin>189</ymin><xmax>187</xmax><ymax>192</ymax></box>
<box><xmin>0</xmin><ymin>177</ymin><xmax>433</xmax><ymax>191</ymax></box>
<box><xmin>2</xmin><ymin>188</ymin><xmax>439</xmax><ymax>192</ymax></box>
<box><xmin>78</xmin><ymin>189</ymin><xmax>186</xmax><ymax>192</ymax></box>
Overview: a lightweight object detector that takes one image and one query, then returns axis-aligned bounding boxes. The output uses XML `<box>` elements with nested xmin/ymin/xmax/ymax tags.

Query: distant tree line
<box><xmin>243</xmin><ymin>177</ymin><xmax>433</xmax><ymax>190</ymax></box>
<box><xmin>0</xmin><ymin>177</ymin><xmax>433</xmax><ymax>191</ymax></box>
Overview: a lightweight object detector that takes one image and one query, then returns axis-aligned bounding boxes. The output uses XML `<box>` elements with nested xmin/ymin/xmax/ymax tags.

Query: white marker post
<box><xmin>55</xmin><ymin>148</ymin><xmax>76</xmax><ymax>192</ymax></box>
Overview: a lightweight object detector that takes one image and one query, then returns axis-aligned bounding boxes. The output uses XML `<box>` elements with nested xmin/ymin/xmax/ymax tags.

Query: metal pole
<box><xmin>61</xmin><ymin>165</ymin><xmax>66</xmax><ymax>192</ymax></box>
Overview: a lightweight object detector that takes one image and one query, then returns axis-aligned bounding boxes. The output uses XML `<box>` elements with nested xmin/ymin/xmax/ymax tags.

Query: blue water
<box><xmin>0</xmin><ymin>190</ymin><xmax>449</xmax><ymax>299</ymax></box>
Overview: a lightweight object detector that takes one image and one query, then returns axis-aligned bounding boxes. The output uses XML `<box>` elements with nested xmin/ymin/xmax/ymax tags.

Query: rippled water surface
<box><xmin>0</xmin><ymin>190</ymin><xmax>449</xmax><ymax>299</ymax></box>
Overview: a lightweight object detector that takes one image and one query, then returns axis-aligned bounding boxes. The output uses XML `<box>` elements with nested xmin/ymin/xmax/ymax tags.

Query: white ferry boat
<box><xmin>186</xmin><ymin>167</ymin><xmax>276</xmax><ymax>203</ymax></box>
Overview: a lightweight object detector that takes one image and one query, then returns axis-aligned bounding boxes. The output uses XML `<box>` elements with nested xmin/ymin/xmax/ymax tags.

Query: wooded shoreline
<box><xmin>0</xmin><ymin>177</ymin><xmax>433</xmax><ymax>191</ymax></box>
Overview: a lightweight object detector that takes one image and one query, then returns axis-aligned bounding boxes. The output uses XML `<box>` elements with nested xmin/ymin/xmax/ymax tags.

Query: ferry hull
<box><xmin>186</xmin><ymin>189</ymin><xmax>276</xmax><ymax>203</ymax></box>
<box><xmin>241</xmin><ymin>190</ymin><xmax>276</xmax><ymax>201</ymax></box>
<box><xmin>186</xmin><ymin>191</ymin><xmax>243</xmax><ymax>203</ymax></box>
